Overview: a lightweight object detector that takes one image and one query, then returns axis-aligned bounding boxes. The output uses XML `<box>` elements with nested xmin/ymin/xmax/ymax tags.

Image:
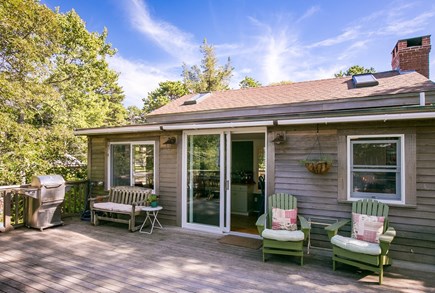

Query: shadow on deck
<box><xmin>0</xmin><ymin>217</ymin><xmax>434</xmax><ymax>293</ymax></box>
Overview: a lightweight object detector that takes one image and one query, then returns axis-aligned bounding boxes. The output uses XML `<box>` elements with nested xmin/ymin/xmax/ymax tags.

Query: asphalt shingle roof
<box><xmin>148</xmin><ymin>71</ymin><xmax>435</xmax><ymax>117</ymax></box>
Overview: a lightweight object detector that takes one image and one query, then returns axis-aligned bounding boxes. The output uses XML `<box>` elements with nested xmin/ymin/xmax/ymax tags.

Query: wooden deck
<box><xmin>1</xmin><ymin>218</ymin><xmax>434</xmax><ymax>293</ymax></box>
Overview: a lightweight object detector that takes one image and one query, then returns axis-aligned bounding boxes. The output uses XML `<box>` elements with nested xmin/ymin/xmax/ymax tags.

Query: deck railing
<box><xmin>0</xmin><ymin>180</ymin><xmax>89</xmax><ymax>232</ymax></box>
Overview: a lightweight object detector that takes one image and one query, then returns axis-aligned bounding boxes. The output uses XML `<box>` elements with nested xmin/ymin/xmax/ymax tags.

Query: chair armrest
<box><xmin>379</xmin><ymin>227</ymin><xmax>395</xmax><ymax>255</ymax></box>
<box><xmin>382</xmin><ymin>227</ymin><xmax>396</xmax><ymax>238</ymax></box>
<box><xmin>324</xmin><ymin>219</ymin><xmax>350</xmax><ymax>240</ymax></box>
<box><xmin>379</xmin><ymin>227</ymin><xmax>396</xmax><ymax>245</ymax></box>
<box><xmin>256</xmin><ymin>213</ymin><xmax>266</xmax><ymax>235</ymax></box>
<box><xmin>298</xmin><ymin>215</ymin><xmax>310</xmax><ymax>239</ymax></box>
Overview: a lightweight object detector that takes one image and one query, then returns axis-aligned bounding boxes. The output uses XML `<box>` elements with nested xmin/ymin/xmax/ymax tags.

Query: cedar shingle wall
<box><xmin>273</xmin><ymin>121</ymin><xmax>435</xmax><ymax>264</ymax></box>
<box><xmin>88</xmin><ymin>133</ymin><xmax>180</xmax><ymax>226</ymax></box>
<box><xmin>158</xmin><ymin>136</ymin><xmax>180</xmax><ymax>226</ymax></box>
<box><xmin>89</xmin><ymin>137</ymin><xmax>106</xmax><ymax>184</ymax></box>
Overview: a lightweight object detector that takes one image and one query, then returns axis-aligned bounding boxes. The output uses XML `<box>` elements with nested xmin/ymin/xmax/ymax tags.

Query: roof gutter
<box><xmin>161</xmin><ymin>120</ymin><xmax>275</xmax><ymax>130</ymax></box>
<box><xmin>74</xmin><ymin>125</ymin><xmax>162</xmax><ymax>136</ymax></box>
<box><xmin>75</xmin><ymin>111</ymin><xmax>435</xmax><ymax>135</ymax></box>
<box><xmin>277</xmin><ymin>111</ymin><xmax>435</xmax><ymax>126</ymax></box>
<box><xmin>74</xmin><ymin>120</ymin><xmax>274</xmax><ymax>135</ymax></box>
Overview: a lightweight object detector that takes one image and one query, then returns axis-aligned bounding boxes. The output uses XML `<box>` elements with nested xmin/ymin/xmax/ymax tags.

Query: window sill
<box><xmin>337</xmin><ymin>199</ymin><xmax>417</xmax><ymax>208</ymax></box>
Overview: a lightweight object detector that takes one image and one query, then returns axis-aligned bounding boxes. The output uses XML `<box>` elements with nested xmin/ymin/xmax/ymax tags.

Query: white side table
<box><xmin>140</xmin><ymin>206</ymin><xmax>163</xmax><ymax>234</ymax></box>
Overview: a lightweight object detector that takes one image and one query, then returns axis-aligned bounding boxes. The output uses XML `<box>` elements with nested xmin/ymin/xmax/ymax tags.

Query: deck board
<box><xmin>0</xmin><ymin>218</ymin><xmax>434</xmax><ymax>293</ymax></box>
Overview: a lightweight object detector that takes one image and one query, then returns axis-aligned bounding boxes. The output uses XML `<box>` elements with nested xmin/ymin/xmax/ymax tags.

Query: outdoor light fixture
<box><xmin>272</xmin><ymin>133</ymin><xmax>286</xmax><ymax>144</ymax></box>
<box><xmin>163</xmin><ymin>136</ymin><xmax>176</xmax><ymax>145</ymax></box>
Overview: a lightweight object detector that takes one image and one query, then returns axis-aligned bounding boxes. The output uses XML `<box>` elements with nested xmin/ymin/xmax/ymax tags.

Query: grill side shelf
<box><xmin>17</xmin><ymin>188</ymin><xmax>39</xmax><ymax>199</ymax></box>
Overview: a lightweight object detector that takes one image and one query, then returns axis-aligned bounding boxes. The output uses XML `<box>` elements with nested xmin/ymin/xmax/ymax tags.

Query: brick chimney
<box><xmin>391</xmin><ymin>35</ymin><xmax>431</xmax><ymax>78</ymax></box>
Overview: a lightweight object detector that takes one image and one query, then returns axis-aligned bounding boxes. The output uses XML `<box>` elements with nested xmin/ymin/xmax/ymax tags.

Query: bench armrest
<box><xmin>132</xmin><ymin>199</ymin><xmax>148</xmax><ymax>206</ymax></box>
<box><xmin>324</xmin><ymin>219</ymin><xmax>350</xmax><ymax>239</ymax></box>
<box><xmin>89</xmin><ymin>195</ymin><xmax>109</xmax><ymax>202</ymax></box>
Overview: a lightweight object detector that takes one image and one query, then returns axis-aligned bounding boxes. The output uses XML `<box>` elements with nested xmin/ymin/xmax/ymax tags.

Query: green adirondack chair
<box><xmin>325</xmin><ymin>199</ymin><xmax>396</xmax><ymax>285</ymax></box>
<box><xmin>255</xmin><ymin>193</ymin><xmax>310</xmax><ymax>265</ymax></box>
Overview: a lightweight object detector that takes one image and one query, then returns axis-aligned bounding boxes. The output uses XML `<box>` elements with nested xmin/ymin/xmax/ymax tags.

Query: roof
<box><xmin>148</xmin><ymin>71</ymin><xmax>435</xmax><ymax>117</ymax></box>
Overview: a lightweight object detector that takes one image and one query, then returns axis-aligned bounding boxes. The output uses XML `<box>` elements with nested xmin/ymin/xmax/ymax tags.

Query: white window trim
<box><xmin>346</xmin><ymin>134</ymin><xmax>405</xmax><ymax>205</ymax></box>
<box><xmin>108</xmin><ymin>141</ymin><xmax>156</xmax><ymax>193</ymax></box>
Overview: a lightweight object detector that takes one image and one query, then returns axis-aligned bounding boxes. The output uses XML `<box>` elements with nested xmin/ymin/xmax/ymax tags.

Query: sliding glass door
<box><xmin>182</xmin><ymin>128</ymin><xmax>266</xmax><ymax>234</ymax></box>
<box><xmin>183</xmin><ymin>131</ymin><xmax>230</xmax><ymax>232</ymax></box>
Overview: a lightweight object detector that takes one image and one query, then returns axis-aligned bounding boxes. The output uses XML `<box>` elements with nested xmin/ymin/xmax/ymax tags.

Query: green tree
<box><xmin>269</xmin><ymin>80</ymin><xmax>293</xmax><ymax>86</ymax></box>
<box><xmin>182</xmin><ymin>39</ymin><xmax>233</xmax><ymax>93</ymax></box>
<box><xmin>126</xmin><ymin>106</ymin><xmax>146</xmax><ymax>124</ymax></box>
<box><xmin>239</xmin><ymin>76</ymin><xmax>262</xmax><ymax>88</ymax></box>
<box><xmin>0</xmin><ymin>0</ymin><xmax>126</xmax><ymax>184</ymax></box>
<box><xmin>47</xmin><ymin>9</ymin><xmax>126</xmax><ymax>129</ymax></box>
<box><xmin>143</xmin><ymin>81</ymin><xmax>188</xmax><ymax>114</ymax></box>
<box><xmin>334</xmin><ymin>65</ymin><xmax>376</xmax><ymax>77</ymax></box>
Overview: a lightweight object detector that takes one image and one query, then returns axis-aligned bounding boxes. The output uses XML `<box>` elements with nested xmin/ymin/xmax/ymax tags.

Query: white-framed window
<box><xmin>108</xmin><ymin>141</ymin><xmax>156</xmax><ymax>191</ymax></box>
<box><xmin>347</xmin><ymin>134</ymin><xmax>405</xmax><ymax>203</ymax></box>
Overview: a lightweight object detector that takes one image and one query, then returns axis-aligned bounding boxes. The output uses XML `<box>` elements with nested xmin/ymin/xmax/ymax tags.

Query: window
<box><xmin>348</xmin><ymin>135</ymin><xmax>404</xmax><ymax>202</ymax></box>
<box><xmin>109</xmin><ymin>142</ymin><xmax>155</xmax><ymax>190</ymax></box>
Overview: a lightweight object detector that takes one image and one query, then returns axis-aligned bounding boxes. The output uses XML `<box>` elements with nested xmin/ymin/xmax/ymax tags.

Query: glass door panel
<box><xmin>186</xmin><ymin>134</ymin><xmax>221</xmax><ymax>227</ymax></box>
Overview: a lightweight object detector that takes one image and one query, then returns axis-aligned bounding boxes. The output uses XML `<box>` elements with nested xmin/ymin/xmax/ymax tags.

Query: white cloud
<box><xmin>108</xmin><ymin>55</ymin><xmax>180</xmax><ymax>107</ymax></box>
<box><xmin>296</xmin><ymin>6</ymin><xmax>320</xmax><ymax>23</ymax></box>
<box><xmin>246</xmin><ymin>17</ymin><xmax>305</xmax><ymax>84</ymax></box>
<box><xmin>125</xmin><ymin>0</ymin><xmax>197</xmax><ymax>63</ymax></box>
<box><xmin>308</xmin><ymin>27</ymin><xmax>361</xmax><ymax>48</ymax></box>
<box><xmin>346</xmin><ymin>3</ymin><xmax>435</xmax><ymax>38</ymax></box>
<box><xmin>337</xmin><ymin>40</ymin><xmax>369</xmax><ymax>61</ymax></box>
<box><xmin>379</xmin><ymin>11</ymin><xmax>435</xmax><ymax>35</ymax></box>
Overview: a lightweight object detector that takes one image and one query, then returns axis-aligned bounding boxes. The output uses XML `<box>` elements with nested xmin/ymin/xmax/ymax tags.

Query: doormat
<box><xmin>218</xmin><ymin>235</ymin><xmax>262</xmax><ymax>250</ymax></box>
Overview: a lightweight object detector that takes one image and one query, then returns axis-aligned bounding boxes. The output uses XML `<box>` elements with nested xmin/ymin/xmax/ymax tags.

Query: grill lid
<box><xmin>31</xmin><ymin>175</ymin><xmax>65</xmax><ymax>188</ymax></box>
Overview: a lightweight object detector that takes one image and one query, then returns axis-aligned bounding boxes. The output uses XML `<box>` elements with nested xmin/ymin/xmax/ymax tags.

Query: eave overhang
<box><xmin>75</xmin><ymin>107</ymin><xmax>435</xmax><ymax>136</ymax></box>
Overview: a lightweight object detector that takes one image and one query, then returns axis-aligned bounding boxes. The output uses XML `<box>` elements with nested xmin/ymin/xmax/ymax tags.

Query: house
<box><xmin>75</xmin><ymin>35</ymin><xmax>435</xmax><ymax>264</ymax></box>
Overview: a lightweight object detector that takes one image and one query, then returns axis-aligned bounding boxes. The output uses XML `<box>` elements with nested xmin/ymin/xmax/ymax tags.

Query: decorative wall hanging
<box><xmin>300</xmin><ymin>125</ymin><xmax>332</xmax><ymax>174</ymax></box>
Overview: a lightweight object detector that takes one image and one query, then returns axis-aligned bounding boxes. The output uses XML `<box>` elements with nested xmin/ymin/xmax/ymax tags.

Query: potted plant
<box><xmin>300</xmin><ymin>126</ymin><xmax>333</xmax><ymax>174</ymax></box>
<box><xmin>300</xmin><ymin>156</ymin><xmax>332</xmax><ymax>174</ymax></box>
<box><xmin>147</xmin><ymin>194</ymin><xmax>159</xmax><ymax>207</ymax></box>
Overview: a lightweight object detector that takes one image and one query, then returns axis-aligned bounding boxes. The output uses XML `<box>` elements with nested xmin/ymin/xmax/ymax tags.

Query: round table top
<box><xmin>141</xmin><ymin>206</ymin><xmax>162</xmax><ymax>211</ymax></box>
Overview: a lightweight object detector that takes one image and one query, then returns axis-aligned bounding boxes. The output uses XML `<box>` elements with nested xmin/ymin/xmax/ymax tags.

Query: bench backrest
<box><xmin>109</xmin><ymin>186</ymin><xmax>151</xmax><ymax>204</ymax></box>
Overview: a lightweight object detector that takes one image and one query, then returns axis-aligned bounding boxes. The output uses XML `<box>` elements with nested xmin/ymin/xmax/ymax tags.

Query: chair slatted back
<box><xmin>352</xmin><ymin>199</ymin><xmax>389</xmax><ymax>232</ymax></box>
<box><xmin>267</xmin><ymin>193</ymin><xmax>297</xmax><ymax>228</ymax></box>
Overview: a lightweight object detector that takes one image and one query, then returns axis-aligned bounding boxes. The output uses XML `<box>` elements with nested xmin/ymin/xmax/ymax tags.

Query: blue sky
<box><xmin>41</xmin><ymin>0</ymin><xmax>435</xmax><ymax>107</ymax></box>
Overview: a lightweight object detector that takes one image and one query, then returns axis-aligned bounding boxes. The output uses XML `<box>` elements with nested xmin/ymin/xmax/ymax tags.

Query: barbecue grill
<box><xmin>27</xmin><ymin>175</ymin><xmax>66</xmax><ymax>231</ymax></box>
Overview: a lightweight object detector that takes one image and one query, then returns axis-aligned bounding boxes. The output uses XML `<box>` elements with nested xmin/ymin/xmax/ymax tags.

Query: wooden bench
<box><xmin>90</xmin><ymin>186</ymin><xmax>152</xmax><ymax>232</ymax></box>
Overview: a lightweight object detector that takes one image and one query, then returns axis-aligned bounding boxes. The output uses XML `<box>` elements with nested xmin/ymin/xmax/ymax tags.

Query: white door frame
<box><xmin>181</xmin><ymin>127</ymin><xmax>267</xmax><ymax>234</ymax></box>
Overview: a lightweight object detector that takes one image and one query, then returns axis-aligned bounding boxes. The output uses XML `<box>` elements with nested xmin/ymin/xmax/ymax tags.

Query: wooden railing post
<box><xmin>3</xmin><ymin>191</ymin><xmax>14</xmax><ymax>232</ymax></box>
<box><xmin>0</xmin><ymin>194</ymin><xmax>4</xmax><ymax>232</ymax></box>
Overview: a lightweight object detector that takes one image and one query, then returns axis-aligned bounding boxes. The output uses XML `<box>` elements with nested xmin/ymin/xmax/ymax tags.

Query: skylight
<box><xmin>183</xmin><ymin>92</ymin><xmax>211</xmax><ymax>105</ymax></box>
<box><xmin>352</xmin><ymin>74</ymin><xmax>379</xmax><ymax>88</ymax></box>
